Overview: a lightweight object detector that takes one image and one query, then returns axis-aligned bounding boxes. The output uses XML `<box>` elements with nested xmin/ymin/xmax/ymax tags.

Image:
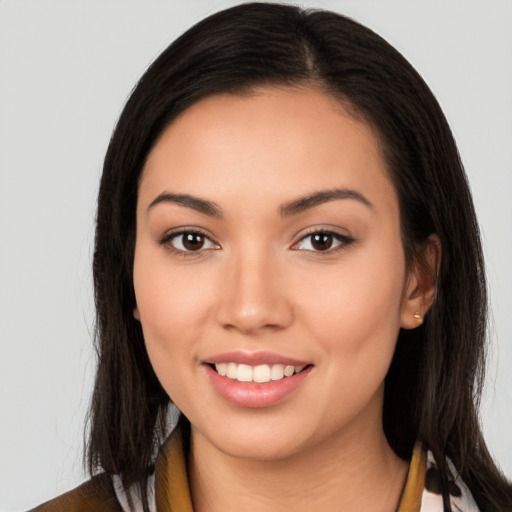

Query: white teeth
<box><xmin>216</xmin><ymin>362</ymin><xmax>227</xmax><ymax>376</ymax></box>
<box><xmin>237</xmin><ymin>364</ymin><xmax>253</xmax><ymax>382</ymax></box>
<box><xmin>270</xmin><ymin>364</ymin><xmax>284</xmax><ymax>380</ymax></box>
<box><xmin>226</xmin><ymin>362</ymin><xmax>238</xmax><ymax>379</ymax></box>
<box><xmin>284</xmin><ymin>365</ymin><xmax>295</xmax><ymax>377</ymax></box>
<box><xmin>213</xmin><ymin>362</ymin><xmax>307</xmax><ymax>382</ymax></box>
<box><xmin>253</xmin><ymin>364</ymin><xmax>271</xmax><ymax>383</ymax></box>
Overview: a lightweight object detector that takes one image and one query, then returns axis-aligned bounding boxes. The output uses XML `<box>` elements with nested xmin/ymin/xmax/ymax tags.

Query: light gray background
<box><xmin>1</xmin><ymin>1</ymin><xmax>511</xmax><ymax>510</ymax></box>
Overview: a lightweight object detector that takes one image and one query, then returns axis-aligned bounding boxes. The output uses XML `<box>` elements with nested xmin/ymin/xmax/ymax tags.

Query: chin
<box><xmin>191</xmin><ymin>416</ymin><xmax>316</xmax><ymax>462</ymax></box>
<box><xmin>220</xmin><ymin>436</ymin><xmax>307</xmax><ymax>462</ymax></box>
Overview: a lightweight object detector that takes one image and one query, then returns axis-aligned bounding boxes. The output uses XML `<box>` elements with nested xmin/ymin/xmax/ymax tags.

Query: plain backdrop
<box><xmin>0</xmin><ymin>1</ymin><xmax>511</xmax><ymax>510</ymax></box>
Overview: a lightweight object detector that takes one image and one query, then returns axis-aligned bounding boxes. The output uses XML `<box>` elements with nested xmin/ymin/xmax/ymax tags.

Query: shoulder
<box><xmin>27</xmin><ymin>473</ymin><xmax>122</xmax><ymax>512</ymax></box>
<box><xmin>421</xmin><ymin>448</ymin><xmax>480</xmax><ymax>512</ymax></box>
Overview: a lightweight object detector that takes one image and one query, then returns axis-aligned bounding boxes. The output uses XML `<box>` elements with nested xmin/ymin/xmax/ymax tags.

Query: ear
<box><xmin>400</xmin><ymin>234</ymin><xmax>441</xmax><ymax>329</ymax></box>
<box><xmin>133</xmin><ymin>306</ymin><xmax>141</xmax><ymax>321</ymax></box>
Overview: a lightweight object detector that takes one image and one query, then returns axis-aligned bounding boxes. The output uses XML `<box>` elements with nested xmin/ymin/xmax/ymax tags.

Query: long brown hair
<box><xmin>88</xmin><ymin>3</ymin><xmax>512</xmax><ymax>510</ymax></box>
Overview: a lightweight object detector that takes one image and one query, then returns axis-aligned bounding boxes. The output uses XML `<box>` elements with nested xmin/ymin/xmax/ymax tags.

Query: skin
<box><xmin>133</xmin><ymin>86</ymin><xmax>437</xmax><ymax>512</ymax></box>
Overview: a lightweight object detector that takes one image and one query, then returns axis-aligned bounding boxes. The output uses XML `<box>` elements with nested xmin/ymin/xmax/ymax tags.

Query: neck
<box><xmin>188</xmin><ymin>420</ymin><xmax>408</xmax><ymax>512</ymax></box>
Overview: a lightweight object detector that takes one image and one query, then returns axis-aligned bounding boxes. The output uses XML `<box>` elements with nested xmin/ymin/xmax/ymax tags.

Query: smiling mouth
<box><xmin>210</xmin><ymin>362</ymin><xmax>310</xmax><ymax>383</ymax></box>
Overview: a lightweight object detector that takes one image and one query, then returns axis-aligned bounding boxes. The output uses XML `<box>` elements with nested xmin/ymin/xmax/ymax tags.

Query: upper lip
<box><xmin>204</xmin><ymin>350</ymin><xmax>310</xmax><ymax>367</ymax></box>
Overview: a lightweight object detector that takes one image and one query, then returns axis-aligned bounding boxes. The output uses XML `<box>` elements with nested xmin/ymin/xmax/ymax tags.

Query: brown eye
<box><xmin>293</xmin><ymin>230</ymin><xmax>354</xmax><ymax>253</ymax></box>
<box><xmin>182</xmin><ymin>233</ymin><xmax>205</xmax><ymax>251</ymax></box>
<box><xmin>165</xmin><ymin>231</ymin><xmax>218</xmax><ymax>253</ymax></box>
<box><xmin>311</xmin><ymin>233</ymin><xmax>334</xmax><ymax>251</ymax></box>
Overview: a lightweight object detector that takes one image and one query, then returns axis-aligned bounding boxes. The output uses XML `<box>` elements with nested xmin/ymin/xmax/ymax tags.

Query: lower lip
<box><xmin>205</xmin><ymin>365</ymin><xmax>312</xmax><ymax>408</ymax></box>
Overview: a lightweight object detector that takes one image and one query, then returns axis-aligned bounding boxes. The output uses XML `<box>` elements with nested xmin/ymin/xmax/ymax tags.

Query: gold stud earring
<box><xmin>413</xmin><ymin>312</ymin><xmax>423</xmax><ymax>324</ymax></box>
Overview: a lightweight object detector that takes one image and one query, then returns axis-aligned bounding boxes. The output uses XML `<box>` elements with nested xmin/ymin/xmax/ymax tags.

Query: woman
<box><xmin>30</xmin><ymin>3</ymin><xmax>512</xmax><ymax>511</ymax></box>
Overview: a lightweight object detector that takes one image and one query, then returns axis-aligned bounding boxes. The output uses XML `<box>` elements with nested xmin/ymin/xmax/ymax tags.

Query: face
<box><xmin>133</xmin><ymin>87</ymin><xmax>422</xmax><ymax>461</ymax></box>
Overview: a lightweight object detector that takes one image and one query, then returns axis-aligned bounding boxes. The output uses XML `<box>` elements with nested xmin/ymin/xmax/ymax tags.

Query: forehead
<box><xmin>139</xmin><ymin>87</ymin><xmax>397</xmax><ymax>218</ymax></box>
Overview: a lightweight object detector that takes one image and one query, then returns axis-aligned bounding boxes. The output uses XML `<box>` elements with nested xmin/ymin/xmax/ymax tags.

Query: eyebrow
<box><xmin>148</xmin><ymin>193</ymin><xmax>223</xmax><ymax>217</ymax></box>
<box><xmin>279</xmin><ymin>188</ymin><xmax>373</xmax><ymax>217</ymax></box>
<box><xmin>147</xmin><ymin>187</ymin><xmax>373</xmax><ymax>218</ymax></box>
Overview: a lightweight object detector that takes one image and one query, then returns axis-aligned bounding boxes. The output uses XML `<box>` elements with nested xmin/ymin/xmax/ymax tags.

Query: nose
<box><xmin>215</xmin><ymin>249</ymin><xmax>294</xmax><ymax>335</ymax></box>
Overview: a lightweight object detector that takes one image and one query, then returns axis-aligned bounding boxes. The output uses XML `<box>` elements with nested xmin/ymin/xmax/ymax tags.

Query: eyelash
<box><xmin>158</xmin><ymin>228</ymin><xmax>355</xmax><ymax>257</ymax></box>
<box><xmin>158</xmin><ymin>229</ymin><xmax>219</xmax><ymax>257</ymax></box>
<box><xmin>292</xmin><ymin>229</ymin><xmax>355</xmax><ymax>255</ymax></box>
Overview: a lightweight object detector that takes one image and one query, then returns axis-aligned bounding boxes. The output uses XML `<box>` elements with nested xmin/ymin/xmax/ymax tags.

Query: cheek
<box><xmin>132</xmin><ymin>244</ymin><xmax>219</xmax><ymax>387</ymax></box>
<box><xmin>298</xmin><ymin>247</ymin><xmax>406</xmax><ymax>347</ymax></box>
<box><xmin>295</xmin><ymin>241</ymin><xmax>407</xmax><ymax>419</ymax></box>
<box><xmin>135</xmin><ymin>229</ymin><xmax>217</xmax><ymax>317</ymax></box>
<box><xmin>295</xmin><ymin>249</ymin><xmax>405</xmax><ymax>424</ymax></box>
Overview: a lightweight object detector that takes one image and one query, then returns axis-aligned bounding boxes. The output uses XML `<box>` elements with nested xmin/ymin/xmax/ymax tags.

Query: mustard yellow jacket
<box><xmin>29</xmin><ymin>431</ymin><xmax>478</xmax><ymax>512</ymax></box>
